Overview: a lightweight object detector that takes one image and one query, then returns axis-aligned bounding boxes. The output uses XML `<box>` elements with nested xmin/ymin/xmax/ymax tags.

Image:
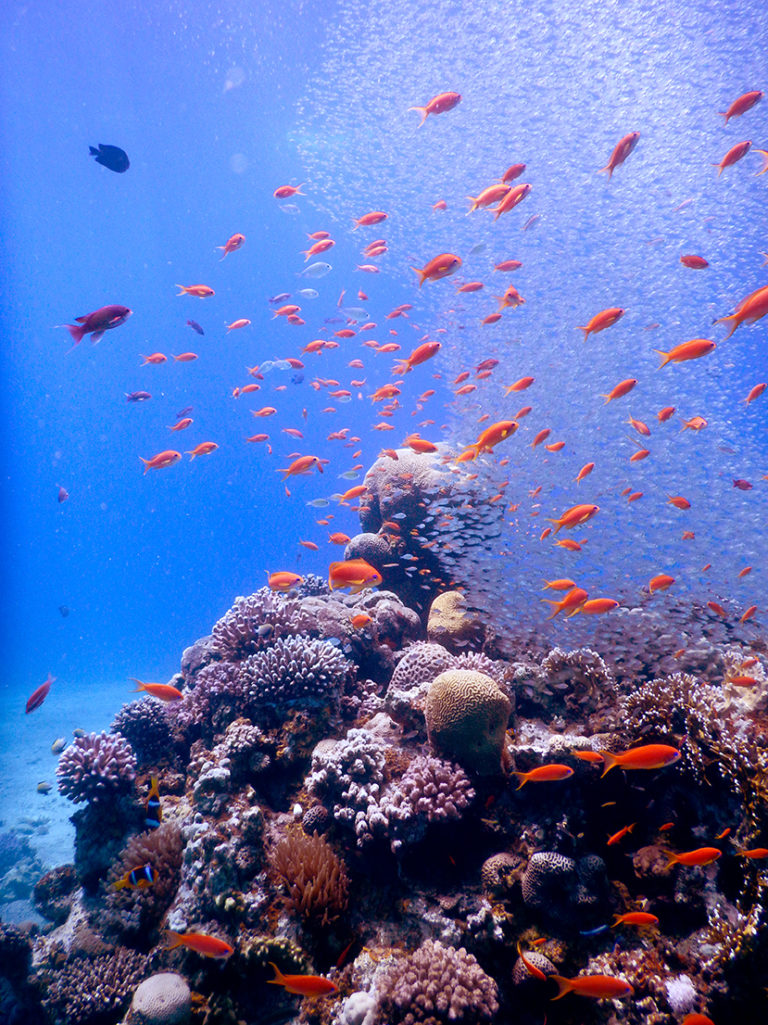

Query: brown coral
<box><xmin>425</xmin><ymin>669</ymin><xmax>511</xmax><ymax>775</ymax></box>
<box><xmin>270</xmin><ymin>828</ymin><xmax>349</xmax><ymax>928</ymax></box>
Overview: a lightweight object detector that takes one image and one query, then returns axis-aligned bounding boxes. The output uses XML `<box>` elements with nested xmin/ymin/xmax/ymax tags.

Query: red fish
<box><xmin>60</xmin><ymin>305</ymin><xmax>132</xmax><ymax>346</ymax></box>
<box><xmin>577</xmin><ymin>307</ymin><xmax>624</xmax><ymax>340</ymax></box>
<box><xmin>26</xmin><ymin>673</ymin><xmax>55</xmax><ymax>714</ymax></box>
<box><xmin>328</xmin><ymin>559</ymin><xmax>382</xmax><ymax>594</ymax></box>
<box><xmin>513</xmin><ymin>764</ymin><xmax>574</xmax><ymax>790</ymax></box>
<box><xmin>139</xmin><ymin>450</ymin><xmax>182</xmax><ymax>473</ymax></box>
<box><xmin>176</xmin><ymin>284</ymin><xmax>214</xmax><ymax>297</ymax></box>
<box><xmin>599</xmin><ymin>132</ymin><xmax>640</xmax><ymax>177</ymax></box>
<box><xmin>715</xmin><ymin>284</ymin><xmax>768</xmax><ymax>338</ymax></box>
<box><xmin>666</xmin><ymin>847</ymin><xmax>721</xmax><ymax>867</ymax></box>
<box><xmin>412</xmin><ymin>253</ymin><xmax>462</xmax><ymax>286</ymax></box>
<box><xmin>599</xmin><ymin>743</ymin><xmax>680</xmax><ymax>776</ymax></box>
<box><xmin>267</xmin><ymin>962</ymin><xmax>337</xmax><ymax>998</ymax></box>
<box><xmin>551</xmin><ymin>973</ymin><xmax>633</xmax><ymax>1000</ymax></box>
<box><xmin>680</xmin><ymin>254</ymin><xmax>709</xmax><ymax>269</ymax></box>
<box><xmin>720</xmin><ymin>90</ymin><xmax>763</xmax><ymax>122</ymax></box>
<box><xmin>131</xmin><ymin>679</ymin><xmax>183</xmax><ymax>702</ymax></box>
<box><xmin>217</xmin><ymin>233</ymin><xmax>245</xmax><ymax>259</ymax></box>
<box><xmin>273</xmin><ymin>184</ymin><xmax>304</xmax><ymax>199</ymax></box>
<box><xmin>408</xmin><ymin>91</ymin><xmax>461</xmax><ymax>126</ymax></box>
<box><xmin>655</xmin><ymin>338</ymin><xmax>715</xmax><ymax>366</ymax></box>
<box><xmin>712</xmin><ymin>140</ymin><xmax>751</xmax><ymax>175</ymax></box>
<box><xmin>187</xmin><ymin>442</ymin><xmax>218</xmax><ymax>459</ymax></box>
<box><xmin>165</xmin><ymin>931</ymin><xmax>233</xmax><ymax>958</ymax></box>
<box><xmin>268</xmin><ymin>572</ymin><xmax>304</xmax><ymax>592</ymax></box>
<box><xmin>612</xmin><ymin>911</ymin><xmax>658</xmax><ymax>927</ymax></box>
<box><xmin>353</xmin><ymin>211</ymin><xmax>388</xmax><ymax>230</ymax></box>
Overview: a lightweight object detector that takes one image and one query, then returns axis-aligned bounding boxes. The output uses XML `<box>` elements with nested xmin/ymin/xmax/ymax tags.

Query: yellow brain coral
<box><xmin>425</xmin><ymin>669</ymin><xmax>512</xmax><ymax>775</ymax></box>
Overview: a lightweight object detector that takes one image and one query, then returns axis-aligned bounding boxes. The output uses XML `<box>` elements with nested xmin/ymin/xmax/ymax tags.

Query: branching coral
<box><xmin>372</xmin><ymin>939</ymin><xmax>499</xmax><ymax>1025</ymax></box>
<box><xmin>270</xmin><ymin>828</ymin><xmax>349</xmax><ymax>928</ymax></box>
<box><xmin>306</xmin><ymin>727</ymin><xmax>391</xmax><ymax>846</ymax></box>
<box><xmin>239</xmin><ymin>634</ymin><xmax>354</xmax><ymax>712</ymax></box>
<box><xmin>111</xmin><ymin>699</ymin><xmax>179</xmax><ymax>768</ymax></box>
<box><xmin>210</xmin><ymin>589</ymin><xmax>302</xmax><ymax>661</ymax></box>
<box><xmin>57</xmin><ymin>732</ymin><xmax>137</xmax><ymax>805</ymax></box>
<box><xmin>379</xmin><ymin>754</ymin><xmax>475</xmax><ymax>852</ymax></box>
<box><xmin>42</xmin><ymin>947</ymin><xmax>148</xmax><ymax>1025</ymax></box>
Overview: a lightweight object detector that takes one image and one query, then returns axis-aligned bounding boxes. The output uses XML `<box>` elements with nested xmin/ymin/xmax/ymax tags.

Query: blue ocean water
<box><xmin>1</xmin><ymin>0</ymin><xmax>767</xmax><ymax>869</ymax></box>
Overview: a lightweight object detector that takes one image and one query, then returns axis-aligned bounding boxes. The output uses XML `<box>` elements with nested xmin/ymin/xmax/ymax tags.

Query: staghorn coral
<box><xmin>210</xmin><ymin>589</ymin><xmax>302</xmax><ymax>661</ymax></box>
<box><xmin>104</xmin><ymin>822</ymin><xmax>184</xmax><ymax>944</ymax></box>
<box><xmin>372</xmin><ymin>938</ymin><xmax>499</xmax><ymax>1025</ymax></box>
<box><xmin>57</xmin><ymin>731</ymin><xmax>137</xmax><ymax>805</ymax></box>
<box><xmin>270</xmin><ymin>827</ymin><xmax>349</xmax><ymax>929</ymax></box>
<box><xmin>239</xmin><ymin>633</ymin><xmax>354</xmax><ymax>713</ymax></box>
<box><xmin>110</xmin><ymin>699</ymin><xmax>181</xmax><ymax>769</ymax></box>
<box><xmin>379</xmin><ymin>754</ymin><xmax>475</xmax><ymax>853</ymax></box>
<box><xmin>425</xmin><ymin>669</ymin><xmax>511</xmax><ymax>775</ymax></box>
<box><xmin>43</xmin><ymin>947</ymin><xmax>149</xmax><ymax>1025</ymax></box>
<box><xmin>306</xmin><ymin>726</ymin><xmax>391</xmax><ymax>846</ymax></box>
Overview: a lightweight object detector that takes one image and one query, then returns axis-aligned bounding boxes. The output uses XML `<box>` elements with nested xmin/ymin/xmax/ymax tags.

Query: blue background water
<box><xmin>1</xmin><ymin>0</ymin><xmax>766</xmax><ymax>869</ymax></box>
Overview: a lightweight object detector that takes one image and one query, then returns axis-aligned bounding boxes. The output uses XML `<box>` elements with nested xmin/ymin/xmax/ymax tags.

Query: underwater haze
<box><xmin>1</xmin><ymin>0</ymin><xmax>767</xmax><ymax>943</ymax></box>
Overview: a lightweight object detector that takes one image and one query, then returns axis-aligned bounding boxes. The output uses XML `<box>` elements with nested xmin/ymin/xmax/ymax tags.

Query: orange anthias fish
<box><xmin>541</xmin><ymin>586</ymin><xmax>588</xmax><ymax>620</ymax></box>
<box><xmin>467</xmin><ymin>184</ymin><xmax>510</xmax><ymax>212</ymax></box>
<box><xmin>187</xmin><ymin>442</ymin><xmax>218</xmax><ymax>459</ymax></box>
<box><xmin>720</xmin><ymin>89</ymin><xmax>763</xmax><ymax>122</ymax></box>
<box><xmin>666</xmin><ymin>847</ymin><xmax>722</xmax><ymax>867</ymax></box>
<box><xmin>408</xmin><ymin>90</ymin><xmax>461</xmax><ymax>127</ymax></box>
<box><xmin>458</xmin><ymin>420</ymin><xmax>518</xmax><ymax>461</ymax></box>
<box><xmin>176</xmin><ymin>284</ymin><xmax>215</xmax><ymax>297</ymax></box>
<box><xmin>599</xmin><ymin>131</ymin><xmax>640</xmax><ymax>177</ymax></box>
<box><xmin>601</xmin><ymin>378</ymin><xmax>637</xmax><ymax>403</ymax></box>
<box><xmin>655</xmin><ymin>338</ymin><xmax>716</xmax><ymax>367</ymax></box>
<box><xmin>217</xmin><ymin>233</ymin><xmax>245</xmax><ymax>259</ymax></box>
<box><xmin>412</xmin><ymin>253</ymin><xmax>462</xmax><ymax>286</ymax></box>
<box><xmin>607</xmin><ymin>823</ymin><xmax>635</xmax><ymax>846</ymax></box>
<box><xmin>712</xmin><ymin>139</ymin><xmax>751</xmax><ymax>175</ymax></box>
<box><xmin>547</xmin><ymin>503</ymin><xmax>599</xmax><ymax>533</ymax></box>
<box><xmin>393</xmin><ymin>341</ymin><xmax>441</xmax><ymax>374</ymax></box>
<box><xmin>139</xmin><ymin>450</ymin><xmax>182</xmax><ymax>473</ymax></box>
<box><xmin>492</xmin><ymin>182</ymin><xmax>531</xmax><ymax>219</ymax></box>
<box><xmin>279</xmin><ymin>455</ymin><xmax>323</xmax><ymax>479</ymax></box>
<box><xmin>569</xmin><ymin>598</ymin><xmax>619</xmax><ymax>616</ymax></box>
<box><xmin>577</xmin><ymin>307</ymin><xmax>624</xmax><ymax>340</ymax></box>
<box><xmin>649</xmin><ymin>573</ymin><xmax>675</xmax><ymax>594</ymax></box>
<box><xmin>131</xmin><ymin>679</ymin><xmax>183</xmax><ymax>702</ymax></box>
<box><xmin>268</xmin><ymin>572</ymin><xmax>304</xmax><ymax>592</ymax></box>
<box><xmin>328</xmin><ymin>559</ymin><xmax>382</xmax><ymax>594</ymax></box>
<box><xmin>714</xmin><ymin>284</ymin><xmax>768</xmax><ymax>338</ymax></box>
<box><xmin>599</xmin><ymin>743</ymin><xmax>681</xmax><ymax>777</ymax></box>
<box><xmin>513</xmin><ymin>764</ymin><xmax>574</xmax><ymax>790</ymax></box>
<box><xmin>165</xmin><ymin>931</ymin><xmax>233</xmax><ymax>958</ymax></box>
<box><xmin>551</xmin><ymin>973</ymin><xmax>634</xmax><ymax>1000</ymax></box>
<box><xmin>612</xmin><ymin>911</ymin><xmax>659</xmax><ymax>927</ymax></box>
<box><xmin>267</xmin><ymin>961</ymin><xmax>338</xmax><ymax>998</ymax></box>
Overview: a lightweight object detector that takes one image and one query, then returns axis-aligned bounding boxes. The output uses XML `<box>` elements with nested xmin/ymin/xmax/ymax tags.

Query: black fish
<box><xmin>126</xmin><ymin>391</ymin><xmax>152</xmax><ymax>402</ymax></box>
<box><xmin>186</xmin><ymin>319</ymin><xmax>204</xmax><ymax>336</ymax></box>
<box><xmin>89</xmin><ymin>143</ymin><xmax>130</xmax><ymax>173</ymax></box>
<box><xmin>58</xmin><ymin>605</ymin><xmax>70</xmax><ymax>618</ymax></box>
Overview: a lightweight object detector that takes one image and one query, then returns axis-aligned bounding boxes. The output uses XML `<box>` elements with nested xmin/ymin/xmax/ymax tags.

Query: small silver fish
<box><xmin>297</xmin><ymin>288</ymin><xmax>319</xmax><ymax>299</ymax></box>
<box><xmin>280</xmin><ymin>203</ymin><xmax>300</xmax><ymax>215</ymax></box>
<box><xmin>340</xmin><ymin>307</ymin><xmax>368</xmax><ymax>320</ymax></box>
<box><xmin>51</xmin><ymin>738</ymin><xmax>66</xmax><ymax>754</ymax></box>
<box><xmin>37</xmin><ymin>782</ymin><xmax>53</xmax><ymax>795</ymax></box>
<box><xmin>301</xmin><ymin>262</ymin><xmax>332</xmax><ymax>278</ymax></box>
<box><xmin>338</xmin><ymin>470</ymin><xmax>360</xmax><ymax>479</ymax></box>
<box><xmin>470</xmin><ymin>242</ymin><xmax>487</xmax><ymax>254</ymax></box>
<box><xmin>306</xmin><ymin>497</ymin><xmax>330</xmax><ymax>508</ymax></box>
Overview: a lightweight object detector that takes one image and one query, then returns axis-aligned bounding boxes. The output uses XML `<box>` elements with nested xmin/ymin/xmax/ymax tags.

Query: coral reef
<box><xmin>124</xmin><ymin>972</ymin><xmax>190</xmax><ymax>1025</ymax></box>
<box><xmin>372</xmin><ymin>939</ymin><xmax>499</xmax><ymax>1025</ymax></box>
<box><xmin>57</xmin><ymin>732</ymin><xmax>138</xmax><ymax>805</ymax></box>
<box><xmin>33</xmin><ymin>864</ymin><xmax>78</xmax><ymax>925</ymax></box>
<box><xmin>379</xmin><ymin>754</ymin><xmax>475</xmax><ymax>853</ymax></box>
<box><xmin>210</xmin><ymin>589</ymin><xmax>302</xmax><ymax>660</ymax></box>
<box><xmin>42</xmin><ymin>947</ymin><xmax>149</xmax><ymax>1025</ymax></box>
<box><xmin>111</xmin><ymin>700</ymin><xmax>182</xmax><ymax>769</ymax></box>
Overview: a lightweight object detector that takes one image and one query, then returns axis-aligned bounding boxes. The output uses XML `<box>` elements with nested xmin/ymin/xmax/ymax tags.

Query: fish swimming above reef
<box><xmin>59</xmin><ymin>305</ymin><xmax>132</xmax><ymax>346</ymax></box>
<box><xmin>89</xmin><ymin>143</ymin><xmax>130</xmax><ymax>172</ymax></box>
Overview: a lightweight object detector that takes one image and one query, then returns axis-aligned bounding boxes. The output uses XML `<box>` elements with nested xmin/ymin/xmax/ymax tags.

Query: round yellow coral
<box><xmin>425</xmin><ymin>669</ymin><xmax>511</xmax><ymax>775</ymax></box>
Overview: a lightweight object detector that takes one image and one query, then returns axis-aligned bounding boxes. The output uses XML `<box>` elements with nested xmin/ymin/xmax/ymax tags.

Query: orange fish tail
<box><xmin>598</xmin><ymin>164</ymin><xmax>614</xmax><ymax>178</ymax></box>
<box><xmin>665</xmin><ymin>851</ymin><xmax>680</xmax><ymax>867</ymax></box>
<box><xmin>713</xmin><ymin>313</ymin><xmax>739</xmax><ymax>339</ymax></box>
<box><xmin>512</xmin><ymin>772</ymin><xmax>528</xmax><ymax>790</ymax></box>
<box><xmin>410</xmin><ymin>266</ymin><xmax>426</xmax><ymax>287</ymax></box>
<box><xmin>138</xmin><ymin>457</ymin><xmax>150</xmax><ymax>475</ymax></box>
<box><xmin>408</xmin><ymin>105</ymin><xmax>428</xmax><ymax>127</ymax></box>
<box><xmin>267</xmin><ymin>962</ymin><xmax>286</xmax><ymax>986</ymax></box>
<box><xmin>165</xmin><ymin>931</ymin><xmax>183</xmax><ymax>950</ymax></box>
<box><xmin>576</xmin><ymin>326</ymin><xmax>590</xmax><ymax>340</ymax></box>
<box><xmin>598</xmin><ymin>750</ymin><xmax>620</xmax><ymax>777</ymax></box>
<box><xmin>653</xmin><ymin>349</ymin><xmax>671</xmax><ymax>368</ymax></box>
<box><xmin>551</xmin><ymin>975</ymin><xmax>573</xmax><ymax>1000</ymax></box>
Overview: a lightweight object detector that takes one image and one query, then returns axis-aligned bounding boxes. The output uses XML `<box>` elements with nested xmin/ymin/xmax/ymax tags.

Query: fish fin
<box><xmin>712</xmin><ymin>313</ymin><xmax>739</xmax><ymax>339</ymax></box>
<box><xmin>653</xmin><ymin>349</ymin><xmax>671</xmax><ymax>368</ymax></box>
<box><xmin>598</xmin><ymin>164</ymin><xmax>614</xmax><ymax>177</ymax></box>
<box><xmin>64</xmin><ymin>323</ymin><xmax>86</xmax><ymax>345</ymax></box>
<box><xmin>550</xmin><ymin>975</ymin><xmax>572</xmax><ymax>1000</ymax></box>
<box><xmin>598</xmin><ymin>750</ymin><xmax>620</xmax><ymax>777</ymax></box>
<box><xmin>165</xmin><ymin>931</ymin><xmax>182</xmax><ymax>949</ymax></box>
<box><xmin>410</xmin><ymin>266</ymin><xmax>426</xmax><ymax>287</ymax></box>
<box><xmin>112</xmin><ymin>879</ymin><xmax>127</xmax><ymax>890</ymax></box>
<box><xmin>267</xmin><ymin>962</ymin><xmax>285</xmax><ymax>986</ymax></box>
<box><xmin>148</xmin><ymin>776</ymin><xmax>160</xmax><ymax>799</ymax></box>
<box><xmin>408</xmin><ymin>105</ymin><xmax>428</xmax><ymax>127</ymax></box>
<box><xmin>665</xmin><ymin>851</ymin><xmax>679</xmax><ymax>867</ymax></box>
<box><xmin>138</xmin><ymin>457</ymin><xmax>150</xmax><ymax>475</ymax></box>
<box><xmin>576</xmin><ymin>325</ymin><xmax>590</xmax><ymax>340</ymax></box>
<box><xmin>512</xmin><ymin>772</ymin><xmax>528</xmax><ymax>790</ymax></box>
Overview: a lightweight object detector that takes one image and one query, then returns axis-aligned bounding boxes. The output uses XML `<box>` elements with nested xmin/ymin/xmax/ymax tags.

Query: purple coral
<box><xmin>57</xmin><ymin>731</ymin><xmax>137</xmax><ymax>804</ymax></box>
<box><xmin>373</xmin><ymin>938</ymin><xmax>498</xmax><ymax>1025</ymax></box>
<box><xmin>381</xmin><ymin>754</ymin><xmax>475</xmax><ymax>852</ymax></box>
<box><xmin>210</xmin><ymin>589</ymin><xmax>301</xmax><ymax>661</ymax></box>
<box><xmin>240</xmin><ymin>634</ymin><xmax>354</xmax><ymax>712</ymax></box>
<box><xmin>111</xmin><ymin>699</ymin><xmax>180</xmax><ymax>768</ymax></box>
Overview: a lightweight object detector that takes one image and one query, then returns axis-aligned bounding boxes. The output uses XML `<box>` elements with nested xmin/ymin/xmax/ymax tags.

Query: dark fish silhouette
<box><xmin>126</xmin><ymin>391</ymin><xmax>152</xmax><ymax>402</ymax></box>
<box><xmin>58</xmin><ymin>606</ymin><xmax>70</xmax><ymax>618</ymax></box>
<box><xmin>89</xmin><ymin>144</ymin><xmax>130</xmax><ymax>173</ymax></box>
<box><xmin>186</xmin><ymin>319</ymin><xmax>205</xmax><ymax>336</ymax></box>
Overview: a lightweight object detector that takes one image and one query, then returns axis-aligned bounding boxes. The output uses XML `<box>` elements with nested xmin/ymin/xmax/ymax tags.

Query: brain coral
<box><xmin>373</xmin><ymin>938</ymin><xmax>498</xmax><ymax>1025</ymax></box>
<box><xmin>57</xmin><ymin>731</ymin><xmax>137</xmax><ymax>805</ymax></box>
<box><xmin>385</xmin><ymin>641</ymin><xmax>456</xmax><ymax>730</ymax></box>
<box><xmin>425</xmin><ymin>669</ymin><xmax>511</xmax><ymax>775</ymax></box>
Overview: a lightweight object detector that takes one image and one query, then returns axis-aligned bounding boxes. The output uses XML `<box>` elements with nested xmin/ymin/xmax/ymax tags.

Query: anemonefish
<box><xmin>145</xmin><ymin>776</ymin><xmax>162</xmax><ymax>829</ymax></box>
<box><xmin>113</xmin><ymin>862</ymin><xmax>155</xmax><ymax>890</ymax></box>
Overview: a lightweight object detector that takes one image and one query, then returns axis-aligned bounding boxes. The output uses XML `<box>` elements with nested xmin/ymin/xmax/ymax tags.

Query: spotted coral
<box><xmin>372</xmin><ymin>938</ymin><xmax>499</xmax><ymax>1025</ymax></box>
<box><xmin>425</xmin><ymin>669</ymin><xmax>511</xmax><ymax>775</ymax></box>
<box><xmin>57</xmin><ymin>732</ymin><xmax>137</xmax><ymax>805</ymax></box>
